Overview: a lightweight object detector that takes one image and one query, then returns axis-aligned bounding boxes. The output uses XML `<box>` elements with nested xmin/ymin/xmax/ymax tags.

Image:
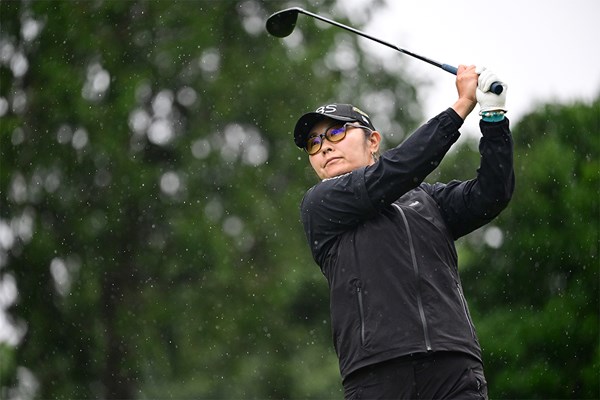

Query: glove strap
<box><xmin>480</xmin><ymin>110</ymin><xmax>506</xmax><ymax>122</ymax></box>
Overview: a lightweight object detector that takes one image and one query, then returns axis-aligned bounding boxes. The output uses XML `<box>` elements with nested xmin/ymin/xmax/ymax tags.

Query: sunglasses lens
<box><xmin>327</xmin><ymin>126</ymin><xmax>346</xmax><ymax>142</ymax></box>
<box><xmin>306</xmin><ymin>136</ymin><xmax>322</xmax><ymax>155</ymax></box>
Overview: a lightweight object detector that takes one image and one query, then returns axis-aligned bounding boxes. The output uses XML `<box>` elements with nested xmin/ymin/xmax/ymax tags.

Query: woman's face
<box><xmin>308</xmin><ymin>119</ymin><xmax>381</xmax><ymax>180</ymax></box>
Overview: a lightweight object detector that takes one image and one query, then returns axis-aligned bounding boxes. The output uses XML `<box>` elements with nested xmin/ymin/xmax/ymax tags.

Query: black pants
<box><xmin>342</xmin><ymin>352</ymin><xmax>488</xmax><ymax>400</ymax></box>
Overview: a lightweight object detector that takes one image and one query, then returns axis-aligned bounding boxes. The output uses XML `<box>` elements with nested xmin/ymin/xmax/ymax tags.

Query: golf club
<box><xmin>266</xmin><ymin>7</ymin><xmax>503</xmax><ymax>95</ymax></box>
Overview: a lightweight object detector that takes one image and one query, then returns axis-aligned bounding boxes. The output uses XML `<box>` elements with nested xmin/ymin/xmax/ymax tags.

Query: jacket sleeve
<box><xmin>363</xmin><ymin>108</ymin><xmax>463</xmax><ymax>208</ymax></box>
<box><xmin>425</xmin><ymin>118</ymin><xmax>515</xmax><ymax>239</ymax></box>
<box><xmin>300</xmin><ymin>108</ymin><xmax>463</xmax><ymax>264</ymax></box>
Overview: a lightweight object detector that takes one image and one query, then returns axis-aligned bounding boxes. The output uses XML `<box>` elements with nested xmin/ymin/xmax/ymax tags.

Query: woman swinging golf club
<box><xmin>294</xmin><ymin>65</ymin><xmax>514</xmax><ymax>399</ymax></box>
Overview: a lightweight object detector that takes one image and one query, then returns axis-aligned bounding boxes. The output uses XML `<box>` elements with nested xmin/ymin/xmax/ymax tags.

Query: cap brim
<box><xmin>293</xmin><ymin>112</ymin><xmax>356</xmax><ymax>148</ymax></box>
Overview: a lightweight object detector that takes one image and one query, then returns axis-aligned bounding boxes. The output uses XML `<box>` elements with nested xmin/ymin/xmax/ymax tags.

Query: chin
<box><xmin>323</xmin><ymin>166</ymin><xmax>350</xmax><ymax>179</ymax></box>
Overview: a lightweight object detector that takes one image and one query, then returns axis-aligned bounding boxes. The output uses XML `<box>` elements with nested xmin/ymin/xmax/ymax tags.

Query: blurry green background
<box><xmin>0</xmin><ymin>1</ymin><xmax>598</xmax><ymax>399</ymax></box>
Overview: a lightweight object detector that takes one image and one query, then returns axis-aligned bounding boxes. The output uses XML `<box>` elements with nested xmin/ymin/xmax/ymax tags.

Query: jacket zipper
<box><xmin>392</xmin><ymin>203</ymin><xmax>432</xmax><ymax>351</ymax></box>
<box><xmin>355</xmin><ymin>281</ymin><xmax>366</xmax><ymax>345</ymax></box>
<box><xmin>456</xmin><ymin>281</ymin><xmax>476</xmax><ymax>338</ymax></box>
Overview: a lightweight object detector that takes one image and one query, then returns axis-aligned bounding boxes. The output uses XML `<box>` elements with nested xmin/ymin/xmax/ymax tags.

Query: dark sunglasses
<box><xmin>305</xmin><ymin>122</ymin><xmax>372</xmax><ymax>155</ymax></box>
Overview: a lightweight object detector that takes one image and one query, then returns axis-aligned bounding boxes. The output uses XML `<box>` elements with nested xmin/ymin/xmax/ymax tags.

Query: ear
<box><xmin>368</xmin><ymin>130</ymin><xmax>381</xmax><ymax>153</ymax></box>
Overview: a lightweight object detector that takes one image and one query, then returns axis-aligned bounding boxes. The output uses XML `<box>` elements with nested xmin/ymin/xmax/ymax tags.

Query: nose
<box><xmin>319</xmin><ymin>135</ymin><xmax>334</xmax><ymax>154</ymax></box>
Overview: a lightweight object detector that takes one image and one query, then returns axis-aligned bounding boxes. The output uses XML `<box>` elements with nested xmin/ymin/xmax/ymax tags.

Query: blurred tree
<box><xmin>435</xmin><ymin>98</ymin><xmax>600</xmax><ymax>399</ymax></box>
<box><xmin>0</xmin><ymin>0</ymin><xmax>419</xmax><ymax>398</ymax></box>
<box><xmin>2</xmin><ymin>0</ymin><xmax>598</xmax><ymax>398</ymax></box>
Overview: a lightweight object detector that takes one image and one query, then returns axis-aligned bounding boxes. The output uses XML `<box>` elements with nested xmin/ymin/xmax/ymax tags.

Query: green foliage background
<box><xmin>0</xmin><ymin>1</ymin><xmax>598</xmax><ymax>399</ymax></box>
<box><xmin>434</xmin><ymin>100</ymin><xmax>600</xmax><ymax>399</ymax></box>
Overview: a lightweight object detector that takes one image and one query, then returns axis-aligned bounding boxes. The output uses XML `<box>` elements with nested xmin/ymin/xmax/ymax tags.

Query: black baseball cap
<box><xmin>293</xmin><ymin>103</ymin><xmax>376</xmax><ymax>148</ymax></box>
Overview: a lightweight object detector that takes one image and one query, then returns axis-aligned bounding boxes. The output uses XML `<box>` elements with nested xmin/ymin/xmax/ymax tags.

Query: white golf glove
<box><xmin>476</xmin><ymin>67</ymin><xmax>508</xmax><ymax>114</ymax></box>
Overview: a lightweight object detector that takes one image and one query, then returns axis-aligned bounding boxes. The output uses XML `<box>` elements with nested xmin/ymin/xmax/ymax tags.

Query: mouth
<box><xmin>324</xmin><ymin>157</ymin><xmax>341</xmax><ymax>167</ymax></box>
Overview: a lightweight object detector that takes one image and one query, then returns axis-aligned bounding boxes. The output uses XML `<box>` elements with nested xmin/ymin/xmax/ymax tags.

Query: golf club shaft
<box><xmin>294</xmin><ymin>8</ymin><xmax>502</xmax><ymax>94</ymax></box>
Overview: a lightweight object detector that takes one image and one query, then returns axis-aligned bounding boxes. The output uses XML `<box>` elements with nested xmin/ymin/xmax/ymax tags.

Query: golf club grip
<box><xmin>442</xmin><ymin>64</ymin><xmax>504</xmax><ymax>95</ymax></box>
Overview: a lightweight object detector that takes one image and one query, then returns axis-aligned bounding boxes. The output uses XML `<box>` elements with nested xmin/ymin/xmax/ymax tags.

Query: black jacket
<box><xmin>300</xmin><ymin>108</ymin><xmax>514</xmax><ymax>379</ymax></box>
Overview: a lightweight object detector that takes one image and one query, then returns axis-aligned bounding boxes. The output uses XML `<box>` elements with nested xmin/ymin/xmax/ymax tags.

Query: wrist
<box><xmin>452</xmin><ymin>98</ymin><xmax>476</xmax><ymax>120</ymax></box>
<box><xmin>480</xmin><ymin>110</ymin><xmax>506</xmax><ymax>122</ymax></box>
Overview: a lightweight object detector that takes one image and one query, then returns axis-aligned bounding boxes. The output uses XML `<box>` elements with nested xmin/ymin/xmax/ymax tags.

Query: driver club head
<box><xmin>266</xmin><ymin>7</ymin><xmax>301</xmax><ymax>38</ymax></box>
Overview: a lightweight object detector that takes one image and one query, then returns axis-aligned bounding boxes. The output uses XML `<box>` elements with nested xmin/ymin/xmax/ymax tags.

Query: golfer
<box><xmin>294</xmin><ymin>65</ymin><xmax>514</xmax><ymax>399</ymax></box>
